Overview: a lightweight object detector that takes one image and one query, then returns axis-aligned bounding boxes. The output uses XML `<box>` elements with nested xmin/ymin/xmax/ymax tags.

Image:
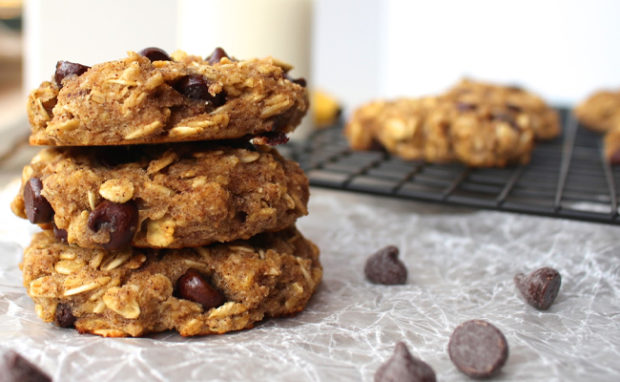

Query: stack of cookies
<box><xmin>10</xmin><ymin>47</ymin><xmax>322</xmax><ymax>337</ymax></box>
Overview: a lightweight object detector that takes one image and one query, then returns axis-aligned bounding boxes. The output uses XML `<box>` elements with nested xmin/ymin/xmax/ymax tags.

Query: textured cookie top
<box><xmin>27</xmin><ymin>49</ymin><xmax>308</xmax><ymax>146</ymax></box>
<box><xmin>12</xmin><ymin>143</ymin><xmax>309</xmax><ymax>249</ymax></box>
<box><xmin>22</xmin><ymin>227</ymin><xmax>322</xmax><ymax>337</ymax></box>
<box><xmin>345</xmin><ymin>79</ymin><xmax>558</xmax><ymax>167</ymax></box>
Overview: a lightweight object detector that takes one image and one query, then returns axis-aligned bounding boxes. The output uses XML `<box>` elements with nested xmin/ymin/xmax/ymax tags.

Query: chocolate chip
<box><xmin>375</xmin><ymin>342</ymin><xmax>436</xmax><ymax>382</ymax></box>
<box><xmin>206</xmin><ymin>47</ymin><xmax>229</xmax><ymax>64</ymax></box>
<box><xmin>505</xmin><ymin>103</ymin><xmax>522</xmax><ymax>113</ymax></box>
<box><xmin>176</xmin><ymin>268</ymin><xmax>225</xmax><ymax>310</ymax></box>
<box><xmin>291</xmin><ymin>77</ymin><xmax>307</xmax><ymax>87</ymax></box>
<box><xmin>87</xmin><ymin>200</ymin><xmax>138</xmax><ymax>250</ymax></box>
<box><xmin>448</xmin><ymin>320</ymin><xmax>509</xmax><ymax>379</ymax></box>
<box><xmin>514</xmin><ymin>267</ymin><xmax>561</xmax><ymax>310</ymax></box>
<box><xmin>456</xmin><ymin>102</ymin><xmax>477</xmax><ymax>112</ymax></box>
<box><xmin>23</xmin><ymin>178</ymin><xmax>53</xmax><ymax>224</ymax></box>
<box><xmin>52</xmin><ymin>221</ymin><xmax>68</xmax><ymax>243</ymax></box>
<box><xmin>174</xmin><ymin>74</ymin><xmax>227</xmax><ymax>107</ymax></box>
<box><xmin>139</xmin><ymin>47</ymin><xmax>171</xmax><ymax>62</ymax></box>
<box><xmin>364</xmin><ymin>245</ymin><xmax>407</xmax><ymax>285</ymax></box>
<box><xmin>54</xmin><ymin>61</ymin><xmax>90</xmax><ymax>87</ymax></box>
<box><xmin>252</xmin><ymin>132</ymin><xmax>289</xmax><ymax>146</ymax></box>
<box><xmin>1</xmin><ymin>350</ymin><xmax>51</xmax><ymax>382</ymax></box>
<box><xmin>491</xmin><ymin>110</ymin><xmax>520</xmax><ymax>131</ymax></box>
<box><xmin>174</xmin><ymin>74</ymin><xmax>210</xmax><ymax>99</ymax></box>
<box><xmin>610</xmin><ymin>149</ymin><xmax>620</xmax><ymax>165</ymax></box>
<box><xmin>55</xmin><ymin>303</ymin><xmax>76</xmax><ymax>328</ymax></box>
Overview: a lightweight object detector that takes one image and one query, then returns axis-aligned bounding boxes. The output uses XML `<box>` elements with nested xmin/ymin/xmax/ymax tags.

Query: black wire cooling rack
<box><xmin>281</xmin><ymin>108</ymin><xmax>620</xmax><ymax>225</ymax></box>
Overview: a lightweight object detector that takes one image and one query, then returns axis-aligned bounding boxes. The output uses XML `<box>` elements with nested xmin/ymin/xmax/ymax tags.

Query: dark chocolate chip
<box><xmin>174</xmin><ymin>75</ymin><xmax>227</xmax><ymax>107</ymax></box>
<box><xmin>505</xmin><ymin>103</ymin><xmax>522</xmax><ymax>113</ymax></box>
<box><xmin>174</xmin><ymin>74</ymin><xmax>210</xmax><ymax>100</ymax></box>
<box><xmin>176</xmin><ymin>268</ymin><xmax>225</xmax><ymax>310</ymax></box>
<box><xmin>87</xmin><ymin>200</ymin><xmax>138</xmax><ymax>250</ymax></box>
<box><xmin>54</xmin><ymin>61</ymin><xmax>90</xmax><ymax>87</ymax></box>
<box><xmin>609</xmin><ymin>148</ymin><xmax>620</xmax><ymax>165</ymax></box>
<box><xmin>252</xmin><ymin>132</ymin><xmax>289</xmax><ymax>146</ymax></box>
<box><xmin>206</xmin><ymin>47</ymin><xmax>229</xmax><ymax>64</ymax></box>
<box><xmin>364</xmin><ymin>245</ymin><xmax>407</xmax><ymax>285</ymax></box>
<box><xmin>375</xmin><ymin>342</ymin><xmax>436</xmax><ymax>382</ymax></box>
<box><xmin>139</xmin><ymin>47</ymin><xmax>171</xmax><ymax>62</ymax></box>
<box><xmin>291</xmin><ymin>77</ymin><xmax>307</xmax><ymax>87</ymax></box>
<box><xmin>55</xmin><ymin>303</ymin><xmax>76</xmax><ymax>328</ymax></box>
<box><xmin>456</xmin><ymin>102</ymin><xmax>477</xmax><ymax>112</ymax></box>
<box><xmin>23</xmin><ymin>178</ymin><xmax>54</xmax><ymax>224</ymax></box>
<box><xmin>52</xmin><ymin>221</ymin><xmax>68</xmax><ymax>243</ymax></box>
<box><xmin>514</xmin><ymin>267</ymin><xmax>561</xmax><ymax>310</ymax></box>
<box><xmin>1</xmin><ymin>350</ymin><xmax>51</xmax><ymax>382</ymax></box>
<box><xmin>491</xmin><ymin>110</ymin><xmax>520</xmax><ymax>131</ymax></box>
<box><xmin>448</xmin><ymin>320</ymin><xmax>509</xmax><ymax>379</ymax></box>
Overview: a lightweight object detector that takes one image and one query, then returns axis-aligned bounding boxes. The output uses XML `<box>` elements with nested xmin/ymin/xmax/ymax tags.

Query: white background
<box><xmin>24</xmin><ymin>0</ymin><xmax>620</xmax><ymax>111</ymax></box>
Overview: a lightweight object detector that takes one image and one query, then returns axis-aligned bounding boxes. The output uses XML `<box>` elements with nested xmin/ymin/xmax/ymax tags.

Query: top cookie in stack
<box><xmin>27</xmin><ymin>47</ymin><xmax>308</xmax><ymax>146</ymax></box>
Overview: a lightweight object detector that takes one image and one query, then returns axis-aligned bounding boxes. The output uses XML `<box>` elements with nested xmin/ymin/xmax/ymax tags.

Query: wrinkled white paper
<box><xmin>1</xmin><ymin>181</ymin><xmax>619</xmax><ymax>381</ymax></box>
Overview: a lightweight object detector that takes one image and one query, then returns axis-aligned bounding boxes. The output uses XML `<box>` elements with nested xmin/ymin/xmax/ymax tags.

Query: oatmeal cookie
<box><xmin>345</xmin><ymin>95</ymin><xmax>535</xmax><ymax>167</ymax></box>
<box><xmin>21</xmin><ymin>227</ymin><xmax>322</xmax><ymax>337</ymax></box>
<box><xmin>27</xmin><ymin>48</ymin><xmax>308</xmax><ymax>146</ymax></box>
<box><xmin>445</xmin><ymin>79</ymin><xmax>560</xmax><ymax>140</ymax></box>
<box><xmin>11</xmin><ymin>143</ymin><xmax>308</xmax><ymax>249</ymax></box>
<box><xmin>575</xmin><ymin>89</ymin><xmax>620</xmax><ymax>132</ymax></box>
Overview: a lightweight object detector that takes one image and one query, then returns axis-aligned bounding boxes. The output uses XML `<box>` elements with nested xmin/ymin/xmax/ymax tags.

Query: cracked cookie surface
<box><xmin>11</xmin><ymin>143</ymin><xmax>308</xmax><ymax>249</ymax></box>
<box><xmin>21</xmin><ymin>227</ymin><xmax>322</xmax><ymax>337</ymax></box>
<box><xmin>345</xmin><ymin>79</ymin><xmax>558</xmax><ymax>167</ymax></box>
<box><xmin>27</xmin><ymin>50</ymin><xmax>308</xmax><ymax>146</ymax></box>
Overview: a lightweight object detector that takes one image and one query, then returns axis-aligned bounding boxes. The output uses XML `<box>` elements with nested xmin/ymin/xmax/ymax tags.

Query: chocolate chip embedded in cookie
<box><xmin>11</xmin><ymin>143</ymin><xmax>309</xmax><ymax>249</ymax></box>
<box><xmin>27</xmin><ymin>48</ymin><xmax>308</xmax><ymax>146</ymax></box>
<box><xmin>22</xmin><ymin>227</ymin><xmax>322</xmax><ymax>337</ymax></box>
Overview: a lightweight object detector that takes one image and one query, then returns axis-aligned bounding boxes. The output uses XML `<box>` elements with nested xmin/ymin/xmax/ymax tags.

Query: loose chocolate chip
<box><xmin>52</xmin><ymin>221</ymin><xmax>68</xmax><ymax>243</ymax></box>
<box><xmin>139</xmin><ymin>47</ymin><xmax>171</xmax><ymax>62</ymax></box>
<box><xmin>54</xmin><ymin>61</ymin><xmax>90</xmax><ymax>87</ymax></box>
<box><xmin>375</xmin><ymin>342</ymin><xmax>436</xmax><ymax>382</ymax></box>
<box><xmin>55</xmin><ymin>303</ymin><xmax>76</xmax><ymax>328</ymax></box>
<box><xmin>1</xmin><ymin>350</ymin><xmax>51</xmax><ymax>382</ymax></box>
<box><xmin>87</xmin><ymin>200</ymin><xmax>138</xmax><ymax>250</ymax></box>
<box><xmin>456</xmin><ymin>102</ymin><xmax>477</xmax><ymax>112</ymax></box>
<box><xmin>514</xmin><ymin>267</ymin><xmax>561</xmax><ymax>310</ymax></box>
<box><xmin>206</xmin><ymin>47</ymin><xmax>229</xmax><ymax>64</ymax></box>
<box><xmin>176</xmin><ymin>268</ymin><xmax>225</xmax><ymax>310</ymax></box>
<box><xmin>23</xmin><ymin>178</ymin><xmax>54</xmax><ymax>224</ymax></box>
<box><xmin>448</xmin><ymin>320</ymin><xmax>509</xmax><ymax>379</ymax></box>
<box><xmin>364</xmin><ymin>245</ymin><xmax>407</xmax><ymax>285</ymax></box>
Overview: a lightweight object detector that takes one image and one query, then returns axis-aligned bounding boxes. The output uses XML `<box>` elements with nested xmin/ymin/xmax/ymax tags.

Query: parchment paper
<box><xmin>1</xmin><ymin>181</ymin><xmax>619</xmax><ymax>381</ymax></box>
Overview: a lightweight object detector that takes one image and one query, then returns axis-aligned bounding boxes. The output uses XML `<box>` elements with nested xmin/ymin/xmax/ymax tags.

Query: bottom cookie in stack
<box><xmin>21</xmin><ymin>227</ymin><xmax>321</xmax><ymax>337</ymax></box>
